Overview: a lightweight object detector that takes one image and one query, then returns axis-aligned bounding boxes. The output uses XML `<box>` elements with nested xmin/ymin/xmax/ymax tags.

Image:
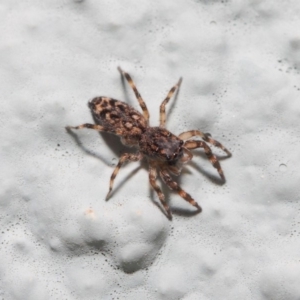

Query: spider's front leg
<box><xmin>106</xmin><ymin>152</ymin><xmax>143</xmax><ymax>200</ymax></box>
<box><xmin>159</xmin><ymin>168</ymin><xmax>202</xmax><ymax>212</ymax></box>
<box><xmin>184</xmin><ymin>140</ymin><xmax>225</xmax><ymax>180</ymax></box>
<box><xmin>149</xmin><ymin>164</ymin><xmax>172</xmax><ymax>220</ymax></box>
<box><xmin>179</xmin><ymin>130</ymin><xmax>231</xmax><ymax>156</ymax></box>
<box><xmin>159</xmin><ymin>77</ymin><xmax>182</xmax><ymax>128</ymax></box>
<box><xmin>117</xmin><ymin>67</ymin><xmax>150</xmax><ymax>122</ymax></box>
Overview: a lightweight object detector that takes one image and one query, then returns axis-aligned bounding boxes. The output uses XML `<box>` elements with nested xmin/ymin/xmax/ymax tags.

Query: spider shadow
<box><xmin>65</xmin><ymin>127</ymin><xmax>111</xmax><ymax>166</ymax></box>
<box><xmin>67</xmin><ymin>120</ymin><xmax>147</xmax><ymax>203</ymax></box>
<box><xmin>106</xmin><ymin>164</ymin><xmax>144</xmax><ymax>201</ymax></box>
<box><xmin>65</xmin><ymin>100</ymin><xmax>135</xmax><ymax>167</ymax></box>
<box><xmin>190</xmin><ymin>150</ymin><xmax>230</xmax><ymax>185</ymax></box>
<box><xmin>188</xmin><ymin>159</ymin><xmax>224</xmax><ymax>186</ymax></box>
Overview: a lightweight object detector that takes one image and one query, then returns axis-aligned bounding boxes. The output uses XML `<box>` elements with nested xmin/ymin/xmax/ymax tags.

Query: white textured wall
<box><xmin>1</xmin><ymin>0</ymin><xmax>300</xmax><ymax>299</ymax></box>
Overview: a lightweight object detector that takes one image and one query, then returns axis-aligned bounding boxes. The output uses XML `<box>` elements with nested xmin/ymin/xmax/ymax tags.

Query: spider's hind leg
<box><xmin>106</xmin><ymin>152</ymin><xmax>143</xmax><ymax>200</ymax></box>
<box><xmin>159</xmin><ymin>77</ymin><xmax>182</xmax><ymax>128</ymax></box>
<box><xmin>159</xmin><ymin>168</ymin><xmax>202</xmax><ymax>212</ymax></box>
<box><xmin>117</xmin><ymin>67</ymin><xmax>150</xmax><ymax>121</ymax></box>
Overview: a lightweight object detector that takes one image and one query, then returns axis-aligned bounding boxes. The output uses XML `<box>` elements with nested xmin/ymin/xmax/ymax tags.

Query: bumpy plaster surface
<box><xmin>1</xmin><ymin>0</ymin><xmax>300</xmax><ymax>299</ymax></box>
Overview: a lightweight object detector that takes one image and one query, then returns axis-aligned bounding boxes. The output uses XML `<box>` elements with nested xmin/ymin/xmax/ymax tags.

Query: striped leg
<box><xmin>66</xmin><ymin>123</ymin><xmax>105</xmax><ymax>131</ymax></box>
<box><xmin>149</xmin><ymin>165</ymin><xmax>172</xmax><ymax>219</ymax></box>
<box><xmin>181</xmin><ymin>148</ymin><xmax>193</xmax><ymax>163</ymax></box>
<box><xmin>159</xmin><ymin>169</ymin><xmax>202</xmax><ymax>212</ymax></box>
<box><xmin>159</xmin><ymin>77</ymin><xmax>182</xmax><ymax>128</ymax></box>
<box><xmin>106</xmin><ymin>152</ymin><xmax>143</xmax><ymax>200</ymax></box>
<box><xmin>117</xmin><ymin>67</ymin><xmax>149</xmax><ymax>121</ymax></box>
<box><xmin>184</xmin><ymin>140</ymin><xmax>225</xmax><ymax>180</ymax></box>
<box><xmin>66</xmin><ymin>123</ymin><xmax>123</xmax><ymax>135</ymax></box>
<box><xmin>179</xmin><ymin>130</ymin><xmax>231</xmax><ymax>156</ymax></box>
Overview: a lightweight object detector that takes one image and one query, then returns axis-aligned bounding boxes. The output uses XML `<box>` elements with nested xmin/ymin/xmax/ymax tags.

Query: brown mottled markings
<box><xmin>100</xmin><ymin>109</ymin><xmax>110</xmax><ymax>119</ymax></box>
<box><xmin>117</xmin><ymin>104</ymin><xmax>125</xmax><ymax>112</ymax></box>
<box><xmin>100</xmin><ymin>101</ymin><xmax>108</xmax><ymax>108</ymax></box>
<box><xmin>66</xmin><ymin>67</ymin><xmax>231</xmax><ymax>220</ymax></box>
<box><xmin>110</xmin><ymin>112</ymin><xmax>120</xmax><ymax>119</ymax></box>
<box><xmin>109</xmin><ymin>99</ymin><xmax>116</xmax><ymax>107</ymax></box>
<box><xmin>151</xmin><ymin>144</ymin><xmax>157</xmax><ymax>151</ymax></box>
<box><xmin>125</xmin><ymin>122</ymin><xmax>133</xmax><ymax>129</ymax></box>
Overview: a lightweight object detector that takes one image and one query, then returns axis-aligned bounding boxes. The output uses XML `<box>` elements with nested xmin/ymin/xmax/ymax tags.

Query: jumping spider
<box><xmin>66</xmin><ymin>67</ymin><xmax>231</xmax><ymax>220</ymax></box>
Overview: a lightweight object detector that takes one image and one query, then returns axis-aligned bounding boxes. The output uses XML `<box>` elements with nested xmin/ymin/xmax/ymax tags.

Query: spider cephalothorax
<box><xmin>139</xmin><ymin>127</ymin><xmax>184</xmax><ymax>163</ymax></box>
<box><xmin>66</xmin><ymin>67</ymin><xmax>231</xmax><ymax>220</ymax></box>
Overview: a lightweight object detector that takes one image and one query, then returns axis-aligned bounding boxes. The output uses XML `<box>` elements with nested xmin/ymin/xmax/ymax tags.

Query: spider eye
<box><xmin>180</xmin><ymin>140</ymin><xmax>184</xmax><ymax>146</ymax></box>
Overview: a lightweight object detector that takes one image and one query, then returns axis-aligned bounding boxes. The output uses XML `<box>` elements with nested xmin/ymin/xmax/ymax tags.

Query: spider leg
<box><xmin>106</xmin><ymin>152</ymin><xmax>143</xmax><ymax>200</ymax></box>
<box><xmin>159</xmin><ymin>168</ymin><xmax>202</xmax><ymax>212</ymax></box>
<box><xmin>167</xmin><ymin>149</ymin><xmax>193</xmax><ymax>176</ymax></box>
<box><xmin>66</xmin><ymin>123</ymin><xmax>123</xmax><ymax>135</ymax></box>
<box><xmin>167</xmin><ymin>165</ymin><xmax>181</xmax><ymax>176</ymax></box>
<box><xmin>117</xmin><ymin>67</ymin><xmax>150</xmax><ymax>121</ymax></box>
<box><xmin>159</xmin><ymin>77</ymin><xmax>182</xmax><ymax>128</ymax></box>
<box><xmin>66</xmin><ymin>123</ymin><xmax>105</xmax><ymax>131</ymax></box>
<box><xmin>149</xmin><ymin>164</ymin><xmax>172</xmax><ymax>220</ymax></box>
<box><xmin>181</xmin><ymin>148</ymin><xmax>193</xmax><ymax>163</ymax></box>
<box><xmin>178</xmin><ymin>130</ymin><xmax>231</xmax><ymax>156</ymax></box>
<box><xmin>184</xmin><ymin>140</ymin><xmax>225</xmax><ymax>180</ymax></box>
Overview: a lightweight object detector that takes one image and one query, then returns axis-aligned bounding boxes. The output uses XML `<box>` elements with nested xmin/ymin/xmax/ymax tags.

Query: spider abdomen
<box><xmin>89</xmin><ymin>97</ymin><xmax>147</xmax><ymax>138</ymax></box>
<box><xmin>139</xmin><ymin>127</ymin><xmax>184</xmax><ymax>162</ymax></box>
